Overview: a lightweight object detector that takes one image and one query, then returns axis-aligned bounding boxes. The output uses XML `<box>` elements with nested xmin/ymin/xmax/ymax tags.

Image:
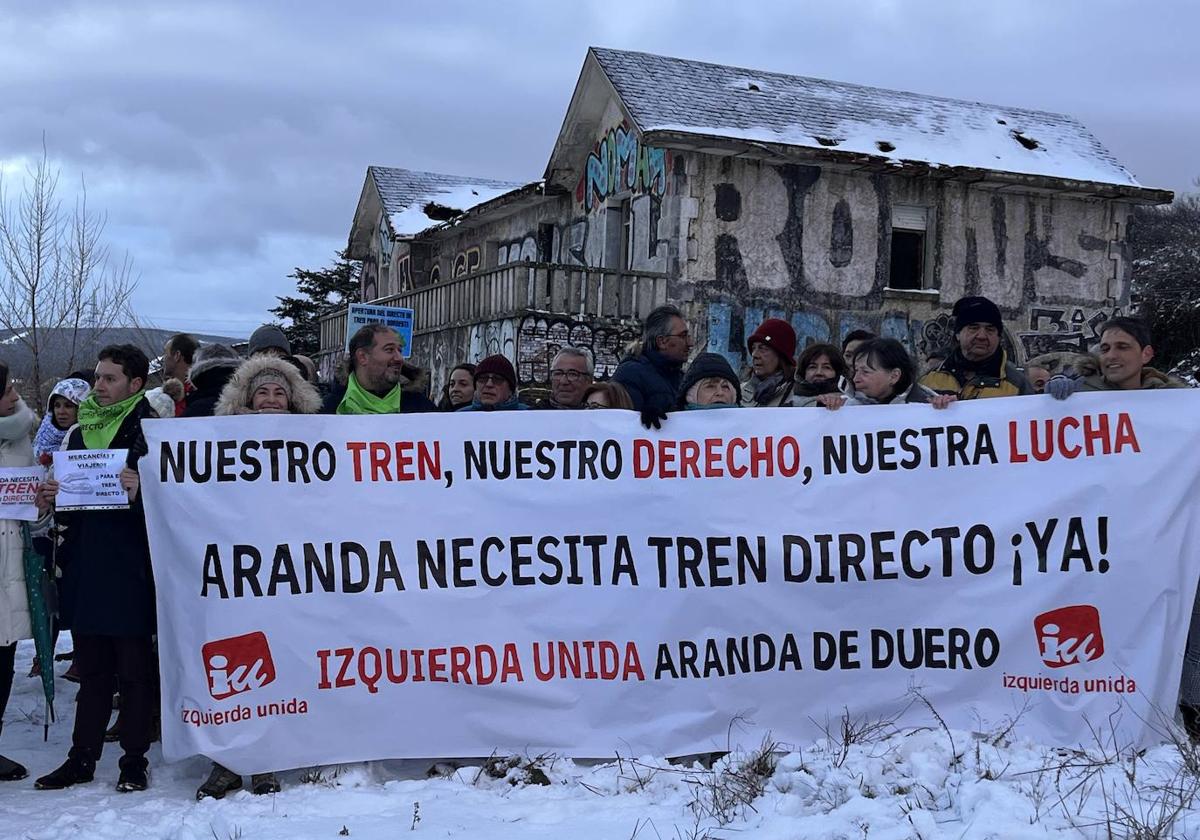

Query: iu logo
<box><xmin>1034</xmin><ymin>605</ymin><xmax>1105</xmax><ymax>668</ymax></box>
<box><xmin>202</xmin><ymin>631</ymin><xmax>277</xmax><ymax>700</ymax></box>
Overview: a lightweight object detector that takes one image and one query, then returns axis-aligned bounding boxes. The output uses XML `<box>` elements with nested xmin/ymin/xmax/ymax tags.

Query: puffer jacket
<box><xmin>612</xmin><ymin>346</ymin><xmax>684</xmax><ymax>414</ymax></box>
<box><xmin>921</xmin><ymin>348</ymin><xmax>1033</xmax><ymax>399</ymax></box>
<box><xmin>0</xmin><ymin>400</ymin><xmax>38</xmax><ymax>645</ymax></box>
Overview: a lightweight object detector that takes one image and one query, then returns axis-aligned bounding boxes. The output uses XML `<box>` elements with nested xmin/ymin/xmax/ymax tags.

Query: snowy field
<box><xmin>3</xmin><ymin>641</ymin><xmax>1200</xmax><ymax>839</ymax></box>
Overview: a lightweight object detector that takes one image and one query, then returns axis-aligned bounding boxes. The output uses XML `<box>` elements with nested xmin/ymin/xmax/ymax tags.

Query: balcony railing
<box><xmin>319</xmin><ymin>262</ymin><xmax>669</xmax><ymax>355</ymax></box>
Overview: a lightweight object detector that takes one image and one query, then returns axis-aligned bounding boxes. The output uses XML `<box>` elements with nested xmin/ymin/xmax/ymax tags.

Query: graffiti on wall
<box><xmin>395</xmin><ymin>255</ymin><xmax>411</xmax><ymax>293</ymax></box>
<box><xmin>516</xmin><ymin>315</ymin><xmax>638</xmax><ymax>384</ymax></box>
<box><xmin>576</xmin><ymin>121</ymin><xmax>670</xmax><ymax>212</ymax></box>
<box><xmin>1018</xmin><ymin>305</ymin><xmax>1119</xmax><ymax>357</ymax></box>
<box><xmin>497</xmin><ymin>219</ymin><xmax>590</xmax><ymax>267</ymax></box>
<box><xmin>453</xmin><ymin>247</ymin><xmax>481</xmax><ymax>278</ymax></box>
<box><xmin>705</xmin><ymin>302</ymin><xmax>915</xmax><ymax>370</ymax></box>
<box><xmin>497</xmin><ymin>234</ymin><xmax>538</xmax><ymax>266</ymax></box>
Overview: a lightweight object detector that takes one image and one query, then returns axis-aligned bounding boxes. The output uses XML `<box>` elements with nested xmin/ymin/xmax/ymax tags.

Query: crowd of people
<box><xmin>0</xmin><ymin>291</ymin><xmax>1196</xmax><ymax>796</ymax></box>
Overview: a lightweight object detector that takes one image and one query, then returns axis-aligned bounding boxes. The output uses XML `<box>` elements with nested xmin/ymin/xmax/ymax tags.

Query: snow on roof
<box><xmin>370</xmin><ymin>167</ymin><xmax>524</xmax><ymax>237</ymax></box>
<box><xmin>591</xmin><ymin>47</ymin><xmax>1142</xmax><ymax>188</ymax></box>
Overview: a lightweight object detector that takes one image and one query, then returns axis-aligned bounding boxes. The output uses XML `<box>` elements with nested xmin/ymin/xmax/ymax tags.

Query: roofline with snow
<box><xmin>642</xmin><ymin>128</ymin><xmax>1174</xmax><ymax>205</ymax></box>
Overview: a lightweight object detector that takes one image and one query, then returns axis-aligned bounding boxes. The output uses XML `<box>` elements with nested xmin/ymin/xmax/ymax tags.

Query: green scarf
<box><xmin>78</xmin><ymin>390</ymin><xmax>144</xmax><ymax>449</ymax></box>
<box><xmin>337</xmin><ymin>373</ymin><xmax>402</xmax><ymax>415</ymax></box>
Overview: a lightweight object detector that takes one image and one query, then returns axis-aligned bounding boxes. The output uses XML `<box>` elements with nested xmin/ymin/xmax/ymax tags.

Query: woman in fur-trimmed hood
<box><xmin>214</xmin><ymin>355</ymin><xmax>322</xmax><ymax>416</ymax></box>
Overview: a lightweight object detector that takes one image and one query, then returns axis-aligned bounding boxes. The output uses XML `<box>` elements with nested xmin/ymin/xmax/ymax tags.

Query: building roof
<box><xmin>370</xmin><ymin>167</ymin><xmax>524</xmax><ymax>237</ymax></box>
<box><xmin>590</xmin><ymin>47</ymin><xmax>1146</xmax><ymax>190</ymax></box>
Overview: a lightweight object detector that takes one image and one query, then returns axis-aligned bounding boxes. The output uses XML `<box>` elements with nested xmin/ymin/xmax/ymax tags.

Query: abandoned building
<box><xmin>316</xmin><ymin>46</ymin><xmax>1173</xmax><ymax>392</ymax></box>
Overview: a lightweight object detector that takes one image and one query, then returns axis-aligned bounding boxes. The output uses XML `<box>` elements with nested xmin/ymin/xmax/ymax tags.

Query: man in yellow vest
<box><xmin>921</xmin><ymin>296</ymin><xmax>1032</xmax><ymax>399</ymax></box>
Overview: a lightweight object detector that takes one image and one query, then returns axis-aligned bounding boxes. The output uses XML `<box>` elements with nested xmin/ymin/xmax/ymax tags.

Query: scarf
<box><xmin>750</xmin><ymin>371</ymin><xmax>789</xmax><ymax>405</ymax></box>
<box><xmin>793</xmin><ymin>378</ymin><xmax>841</xmax><ymax>399</ymax></box>
<box><xmin>77</xmin><ymin>391</ymin><xmax>144</xmax><ymax>449</ymax></box>
<box><xmin>33</xmin><ymin>413</ymin><xmax>68</xmax><ymax>462</ymax></box>
<box><xmin>337</xmin><ymin>373</ymin><xmax>402</xmax><ymax>415</ymax></box>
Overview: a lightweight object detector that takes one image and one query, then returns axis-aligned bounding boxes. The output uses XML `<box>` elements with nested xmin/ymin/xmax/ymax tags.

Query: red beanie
<box><xmin>746</xmin><ymin>318</ymin><xmax>796</xmax><ymax>366</ymax></box>
<box><xmin>474</xmin><ymin>354</ymin><xmax>517</xmax><ymax>390</ymax></box>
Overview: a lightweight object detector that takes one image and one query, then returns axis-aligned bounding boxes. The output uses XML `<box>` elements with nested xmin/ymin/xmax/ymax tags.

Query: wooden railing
<box><xmin>318</xmin><ymin>262</ymin><xmax>669</xmax><ymax>355</ymax></box>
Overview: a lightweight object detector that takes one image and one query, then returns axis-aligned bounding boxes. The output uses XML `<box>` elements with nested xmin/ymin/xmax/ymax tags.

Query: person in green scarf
<box><xmin>34</xmin><ymin>345</ymin><xmax>159</xmax><ymax>794</ymax></box>
<box><xmin>322</xmin><ymin>324</ymin><xmax>437</xmax><ymax>415</ymax></box>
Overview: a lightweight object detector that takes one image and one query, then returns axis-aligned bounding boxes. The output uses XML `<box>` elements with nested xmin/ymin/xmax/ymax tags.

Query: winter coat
<box><xmin>214</xmin><ymin>355</ymin><xmax>324</xmax><ymax>416</ymax></box>
<box><xmin>612</xmin><ymin>347</ymin><xmax>684</xmax><ymax>414</ymax></box>
<box><xmin>844</xmin><ymin>383</ymin><xmax>937</xmax><ymax>406</ymax></box>
<box><xmin>0</xmin><ymin>400</ymin><xmax>36</xmax><ymax>646</ymax></box>
<box><xmin>740</xmin><ymin>373</ymin><xmax>795</xmax><ymax>407</ymax></box>
<box><xmin>183</xmin><ymin>354</ymin><xmax>241</xmax><ymax>417</ymax></box>
<box><xmin>1077</xmin><ymin>367</ymin><xmax>1188</xmax><ymax>392</ymax></box>
<box><xmin>320</xmin><ymin>365</ymin><xmax>439</xmax><ymax>414</ymax></box>
<box><xmin>921</xmin><ymin>348</ymin><xmax>1033</xmax><ymax>399</ymax></box>
<box><xmin>56</xmin><ymin>398</ymin><xmax>157</xmax><ymax>638</ymax></box>
<box><xmin>457</xmin><ymin>394</ymin><xmax>531</xmax><ymax>412</ymax></box>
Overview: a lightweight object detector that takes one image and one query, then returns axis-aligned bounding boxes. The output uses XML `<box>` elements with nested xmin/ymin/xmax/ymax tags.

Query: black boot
<box><xmin>197</xmin><ymin>763</ymin><xmax>243</xmax><ymax>800</ymax></box>
<box><xmin>0</xmin><ymin>754</ymin><xmax>27</xmax><ymax>782</ymax></box>
<box><xmin>116</xmin><ymin>765</ymin><xmax>148</xmax><ymax>793</ymax></box>
<box><xmin>1181</xmin><ymin>703</ymin><xmax>1200</xmax><ymax>743</ymax></box>
<box><xmin>251</xmin><ymin>772</ymin><xmax>280</xmax><ymax>795</ymax></box>
<box><xmin>35</xmin><ymin>756</ymin><xmax>96</xmax><ymax>790</ymax></box>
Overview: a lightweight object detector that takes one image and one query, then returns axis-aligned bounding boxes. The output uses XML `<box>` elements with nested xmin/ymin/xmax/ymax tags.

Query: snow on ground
<box><xmin>4</xmin><ymin>639</ymin><xmax>1200</xmax><ymax>839</ymax></box>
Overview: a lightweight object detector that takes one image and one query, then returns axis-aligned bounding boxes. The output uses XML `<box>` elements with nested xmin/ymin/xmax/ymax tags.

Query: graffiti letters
<box><xmin>576</xmin><ymin>122</ymin><xmax>669</xmax><ymax>211</ymax></box>
<box><xmin>516</xmin><ymin>315</ymin><xmax>638</xmax><ymax>384</ymax></box>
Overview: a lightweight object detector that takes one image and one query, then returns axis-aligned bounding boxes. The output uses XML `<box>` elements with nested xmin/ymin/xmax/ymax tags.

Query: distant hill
<box><xmin>0</xmin><ymin>326</ymin><xmax>245</xmax><ymax>393</ymax></box>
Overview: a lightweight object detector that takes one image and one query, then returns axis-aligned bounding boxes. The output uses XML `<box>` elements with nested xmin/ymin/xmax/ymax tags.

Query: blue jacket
<box><xmin>612</xmin><ymin>347</ymin><xmax>684</xmax><ymax>414</ymax></box>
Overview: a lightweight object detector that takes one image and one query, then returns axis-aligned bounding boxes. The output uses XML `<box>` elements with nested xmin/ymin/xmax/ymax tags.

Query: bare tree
<box><xmin>0</xmin><ymin>140</ymin><xmax>137</xmax><ymax>405</ymax></box>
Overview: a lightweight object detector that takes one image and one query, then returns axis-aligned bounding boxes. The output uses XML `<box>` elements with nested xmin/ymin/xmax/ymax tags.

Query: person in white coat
<box><xmin>0</xmin><ymin>362</ymin><xmax>38</xmax><ymax>781</ymax></box>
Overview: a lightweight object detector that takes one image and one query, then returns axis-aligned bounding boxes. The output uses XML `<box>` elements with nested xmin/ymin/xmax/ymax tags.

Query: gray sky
<box><xmin>1</xmin><ymin>0</ymin><xmax>1195</xmax><ymax>339</ymax></box>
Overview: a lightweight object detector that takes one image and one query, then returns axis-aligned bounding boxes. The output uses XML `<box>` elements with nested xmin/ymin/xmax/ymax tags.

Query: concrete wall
<box><xmin>681</xmin><ymin>155</ymin><xmax>1131</xmax><ymax>370</ymax></box>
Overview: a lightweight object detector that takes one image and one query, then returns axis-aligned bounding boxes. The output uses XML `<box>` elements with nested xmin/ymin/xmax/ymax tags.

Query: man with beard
<box><xmin>322</xmin><ymin>324</ymin><xmax>437</xmax><ymax>414</ymax></box>
<box><xmin>920</xmin><ymin>296</ymin><xmax>1032</xmax><ymax>399</ymax></box>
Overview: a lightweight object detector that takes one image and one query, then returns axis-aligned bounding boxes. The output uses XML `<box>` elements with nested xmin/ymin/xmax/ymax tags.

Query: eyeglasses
<box><xmin>476</xmin><ymin>374</ymin><xmax>508</xmax><ymax>386</ymax></box>
<box><xmin>665</xmin><ymin>331</ymin><xmax>691</xmax><ymax>340</ymax></box>
<box><xmin>585</xmin><ymin>401</ymin><xmax>607</xmax><ymax>409</ymax></box>
<box><xmin>550</xmin><ymin>369</ymin><xmax>589</xmax><ymax>381</ymax></box>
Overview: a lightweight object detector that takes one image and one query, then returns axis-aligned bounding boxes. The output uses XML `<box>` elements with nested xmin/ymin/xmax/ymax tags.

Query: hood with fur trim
<box><xmin>215</xmin><ymin>355</ymin><xmax>323</xmax><ymax>416</ymax></box>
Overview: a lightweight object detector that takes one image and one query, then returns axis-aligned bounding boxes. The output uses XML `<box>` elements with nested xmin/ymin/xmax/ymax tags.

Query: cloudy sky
<box><xmin>0</xmin><ymin>0</ymin><xmax>1194</xmax><ymax>339</ymax></box>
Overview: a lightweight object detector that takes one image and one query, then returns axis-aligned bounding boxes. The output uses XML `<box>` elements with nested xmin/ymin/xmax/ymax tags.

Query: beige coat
<box><xmin>0</xmin><ymin>400</ymin><xmax>36</xmax><ymax>646</ymax></box>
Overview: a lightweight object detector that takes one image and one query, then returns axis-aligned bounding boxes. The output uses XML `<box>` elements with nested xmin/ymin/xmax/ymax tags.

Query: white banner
<box><xmin>142</xmin><ymin>393</ymin><xmax>1200</xmax><ymax>774</ymax></box>
<box><xmin>53</xmin><ymin>449</ymin><xmax>129</xmax><ymax>511</ymax></box>
<box><xmin>0</xmin><ymin>466</ymin><xmax>46</xmax><ymax>521</ymax></box>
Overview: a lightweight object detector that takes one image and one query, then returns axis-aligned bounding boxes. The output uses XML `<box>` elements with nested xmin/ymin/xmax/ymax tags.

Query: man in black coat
<box><xmin>613</xmin><ymin>304</ymin><xmax>692</xmax><ymax>426</ymax></box>
<box><xmin>34</xmin><ymin>345</ymin><xmax>158</xmax><ymax>793</ymax></box>
<box><xmin>182</xmin><ymin>343</ymin><xmax>241</xmax><ymax>418</ymax></box>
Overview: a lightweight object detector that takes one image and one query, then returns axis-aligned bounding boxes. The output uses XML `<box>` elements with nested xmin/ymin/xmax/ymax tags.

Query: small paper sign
<box><xmin>0</xmin><ymin>466</ymin><xmax>47</xmax><ymax>521</ymax></box>
<box><xmin>52</xmin><ymin>449</ymin><xmax>130</xmax><ymax>512</ymax></box>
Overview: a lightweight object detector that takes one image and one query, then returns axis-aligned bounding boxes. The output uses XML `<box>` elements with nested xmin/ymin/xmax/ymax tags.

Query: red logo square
<box><xmin>1034</xmin><ymin>605</ymin><xmax>1104</xmax><ymax>668</ymax></box>
<box><xmin>202</xmin><ymin>631</ymin><xmax>276</xmax><ymax>700</ymax></box>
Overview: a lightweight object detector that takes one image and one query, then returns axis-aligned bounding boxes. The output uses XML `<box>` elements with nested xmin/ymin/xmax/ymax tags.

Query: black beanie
<box><xmin>952</xmin><ymin>296</ymin><xmax>1003</xmax><ymax>332</ymax></box>
<box><xmin>677</xmin><ymin>353</ymin><xmax>740</xmax><ymax>407</ymax></box>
